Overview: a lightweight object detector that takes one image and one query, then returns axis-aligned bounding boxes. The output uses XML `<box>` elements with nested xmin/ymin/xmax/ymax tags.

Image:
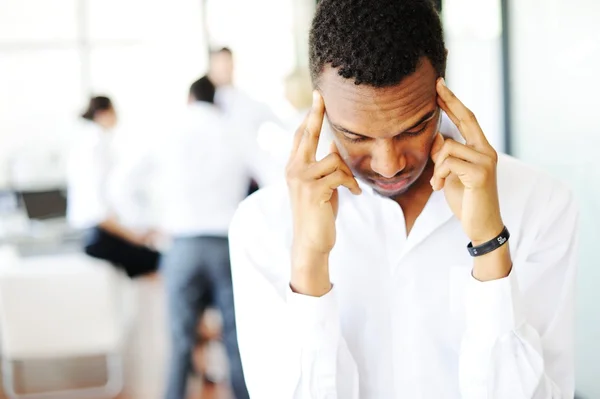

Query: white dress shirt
<box><xmin>216</xmin><ymin>86</ymin><xmax>285</xmax><ymax>186</ymax></box>
<box><xmin>215</xmin><ymin>86</ymin><xmax>280</xmax><ymax>135</ymax></box>
<box><xmin>66</xmin><ymin>120</ymin><xmax>114</xmax><ymax>229</ymax></box>
<box><xmin>156</xmin><ymin>102</ymin><xmax>278</xmax><ymax>237</ymax></box>
<box><xmin>229</xmin><ymin>117</ymin><xmax>578</xmax><ymax>398</ymax></box>
<box><xmin>66</xmin><ymin>120</ymin><xmax>152</xmax><ymax>230</ymax></box>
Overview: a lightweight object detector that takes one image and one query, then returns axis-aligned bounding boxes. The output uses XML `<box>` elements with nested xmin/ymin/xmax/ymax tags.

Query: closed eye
<box><xmin>400</xmin><ymin>115</ymin><xmax>438</xmax><ymax>138</ymax></box>
<box><xmin>336</xmin><ymin>112</ymin><xmax>436</xmax><ymax>143</ymax></box>
<box><xmin>401</xmin><ymin>125</ymin><xmax>428</xmax><ymax>137</ymax></box>
<box><xmin>343</xmin><ymin>126</ymin><xmax>426</xmax><ymax>143</ymax></box>
<box><xmin>343</xmin><ymin>134</ymin><xmax>368</xmax><ymax>143</ymax></box>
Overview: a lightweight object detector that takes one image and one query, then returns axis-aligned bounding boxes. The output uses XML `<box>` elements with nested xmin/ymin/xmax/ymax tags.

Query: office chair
<box><xmin>0</xmin><ymin>250</ymin><xmax>127</xmax><ymax>398</ymax></box>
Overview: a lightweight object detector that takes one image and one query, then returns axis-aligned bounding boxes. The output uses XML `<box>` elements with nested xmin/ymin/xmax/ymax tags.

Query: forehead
<box><xmin>318</xmin><ymin>58</ymin><xmax>438</xmax><ymax>137</ymax></box>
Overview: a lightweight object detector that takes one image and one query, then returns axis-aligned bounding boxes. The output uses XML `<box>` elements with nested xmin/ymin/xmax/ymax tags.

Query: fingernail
<box><xmin>439</xmin><ymin>77</ymin><xmax>446</xmax><ymax>87</ymax></box>
<box><xmin>312</xmin><ymin>90</ymin><xmax>319</xmax><ymax>104</ymax></box>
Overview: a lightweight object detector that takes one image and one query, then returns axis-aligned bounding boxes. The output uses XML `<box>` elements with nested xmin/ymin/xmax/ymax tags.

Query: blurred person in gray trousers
<box><xmin>160</xmin><ymin>46</ymin><xmax>282</xmax><ymax>399</ymax></box>
<box><xmin>159</xmin><ymin>71</ymin><xmax>279</xmax><ymax>399</ymax></box>
<box><xmin>158</xmin><ymin>76</ymin><xmax>246</xmax><ymax>399</ymax></box>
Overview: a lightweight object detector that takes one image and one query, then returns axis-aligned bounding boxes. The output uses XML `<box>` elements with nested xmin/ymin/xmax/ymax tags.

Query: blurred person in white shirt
<box><xmin>259</xmin><ymin>67</ymin><xmax>330</xmax><ymax>173</ymax></box>
<box><xmin>208</xmin><ymin>47</ymin><xmax>284</xmax><ymax>192</ymax></box>
<box><xmin>67</xmin><ymin>96</ymin><xmax>159</xmax><ymax>278</ymax></box>
<box><xmin>158</xmin><ymin>76</ymin><xmax>251</xmax><ymax>399</ymax></box>
<box><xmin>284</xmin><ymin>67</ymin><xmax>313</xmax><ymax>123</ymax></box>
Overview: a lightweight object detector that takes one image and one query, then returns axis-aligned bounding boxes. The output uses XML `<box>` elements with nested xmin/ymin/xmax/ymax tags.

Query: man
<box><xmin>159</xmin><ymin>76</ymin><xmax>250</xmax><ymax>399</ymax></box>
<box><xmin>208</xmin><ymin>47</ymin><xmax>284</xmax><ymax>190</ymax></box>
<box><xmin>229</xmin><ymin>0</ymin><xmax>577</xmax><ymax>398</ymax></box>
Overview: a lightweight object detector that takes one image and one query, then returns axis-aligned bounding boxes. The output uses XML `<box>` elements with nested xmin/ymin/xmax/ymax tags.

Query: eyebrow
<box><xmin>329</xmin><ymin>109</ymin><xmax>437</xmax><ymax>139</ymax></box>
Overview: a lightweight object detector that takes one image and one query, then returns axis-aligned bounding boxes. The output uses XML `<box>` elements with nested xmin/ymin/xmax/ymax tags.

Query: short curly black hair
<box><xmin>309</xmin><ymin>0</ymin><xmax>446</xmax><ymax>87</ymax></box>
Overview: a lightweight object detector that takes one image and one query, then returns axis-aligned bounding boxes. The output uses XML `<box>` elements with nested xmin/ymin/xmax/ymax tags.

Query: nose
<box><xmin>370</xmin><ymin>140</ymin><xmax>406</xmax><ymax>179</ymax></box>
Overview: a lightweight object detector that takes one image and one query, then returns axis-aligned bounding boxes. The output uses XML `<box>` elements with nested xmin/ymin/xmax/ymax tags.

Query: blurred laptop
<box><xmin>15</xmin><ymin>189</ymin><xmax>83</xmax><ymax>256</ymax></box>
<box><xmin>20</xmin><ymin>189</ymin><xmax>68</xmax><ymax>221</ymax></box>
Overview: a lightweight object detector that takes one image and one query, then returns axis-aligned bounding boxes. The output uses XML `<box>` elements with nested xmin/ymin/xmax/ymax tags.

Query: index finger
<box><xmin>296</xmin><ymin>90</ymin><xmax>326</xmax><ymax>162</ymax></box>
<box><xmin>436</xmin><ymin>78</ymin><xmax>490</xmax><ymax>149</ymax></box>
<box><xmin>290</xmin><ymin>110</ymin><xmax>310</xmax><ymax>156</ymax></box>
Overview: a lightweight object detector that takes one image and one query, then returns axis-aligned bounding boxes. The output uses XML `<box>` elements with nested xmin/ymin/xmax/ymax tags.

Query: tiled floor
<box><xmin>0</xmin><ymin>276</ymin><xmax>229</xmax><ymax>399</ymax></box>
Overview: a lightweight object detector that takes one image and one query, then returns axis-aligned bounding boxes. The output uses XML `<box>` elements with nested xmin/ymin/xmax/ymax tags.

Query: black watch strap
<box><xmin>467</xmin><ymin>226</ymin><xmax>510</xmax><ymax>257</ymax></box>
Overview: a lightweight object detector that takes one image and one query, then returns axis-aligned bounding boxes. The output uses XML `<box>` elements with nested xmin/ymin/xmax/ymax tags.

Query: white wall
<box><xmin>443</xmin><ymin>0</ymin><xmax>505</xmax><ymax>153</ymax></box>
<box><xmin>509</xmin><ymin>0</ymin><xmax>600</xmax><ymax>397</ymax></box>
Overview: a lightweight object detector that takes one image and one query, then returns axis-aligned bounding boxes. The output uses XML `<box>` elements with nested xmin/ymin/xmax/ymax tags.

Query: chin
<box><xmin>373</xmin><ymin>184</ymin><xmax>412</xmax><ymax>198</ymax></box>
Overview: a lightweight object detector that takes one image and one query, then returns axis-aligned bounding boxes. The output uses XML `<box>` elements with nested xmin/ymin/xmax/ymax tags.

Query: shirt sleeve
<box><xmin>459</xmin><ymin>186</ymin><xmax>578</xmax><ymax>399</ymax></box>
<box><xmin>229</xmin><ymin>197</ymin><xmax>359</xmax><ymax>398</ymax></box>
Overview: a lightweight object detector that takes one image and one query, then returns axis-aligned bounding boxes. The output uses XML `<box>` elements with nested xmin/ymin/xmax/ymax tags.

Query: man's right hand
<box><xmin>285</xmin><ymin>91</ymin><xmax>361</xmax><ymax>296</ymax></box>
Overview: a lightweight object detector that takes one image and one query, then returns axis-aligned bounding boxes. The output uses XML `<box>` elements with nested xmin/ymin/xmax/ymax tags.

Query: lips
<box><xmin>371</xmin><ymin>177</ymin><xmax>411</xmax><ymax>192</ymax></box>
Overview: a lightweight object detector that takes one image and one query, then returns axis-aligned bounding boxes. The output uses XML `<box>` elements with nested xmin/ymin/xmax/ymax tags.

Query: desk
<box><xmin>0</xmin><ymin>211</ymin><xmax>84</xmax><ymax>258</ymax></box>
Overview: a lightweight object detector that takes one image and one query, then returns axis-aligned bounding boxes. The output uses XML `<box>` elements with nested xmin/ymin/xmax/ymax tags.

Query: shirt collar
<box><xmin>401</xmin><ymin>189</ymin><xmax>453</xmax><ymax>257</ymax></box>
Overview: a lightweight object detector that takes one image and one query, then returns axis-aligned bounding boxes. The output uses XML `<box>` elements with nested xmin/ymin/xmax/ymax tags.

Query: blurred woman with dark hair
<box><xmin>67</xmin><ymin>95</ymin><xmax>159</xmax><ymax>278</ymax></box>
<box><xmin>80</xmin><ymin>96</ymin><xmax>117</xmax><ymax>127</ymax></box>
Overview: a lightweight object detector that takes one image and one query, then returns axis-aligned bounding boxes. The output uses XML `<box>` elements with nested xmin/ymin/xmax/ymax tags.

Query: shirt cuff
<box><xmin>286</xmin><ymin>285</ymin><xmax>341</xmax><ymax>348</ymax></box>
<box><xmin>464</xmin><ymin>270</ymin><xmax>525</xmax><ymax>340</ymax></box>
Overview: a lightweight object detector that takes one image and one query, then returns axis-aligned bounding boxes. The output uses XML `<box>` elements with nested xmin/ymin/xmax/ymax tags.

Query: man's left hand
<box><xmin>430</xmin><ymin>78</ymin><xmax>504</xmax><ymax>246</ymax></box>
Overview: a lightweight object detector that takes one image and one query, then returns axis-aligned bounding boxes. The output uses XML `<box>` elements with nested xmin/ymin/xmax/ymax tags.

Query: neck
<box><xmin>96</xmin><ymin>121</ymin><xmax>111</xmax><ymax>131</ymax></box>
<box><xmin>394</xmin><ymin>161</ymin><xmax>435</xmax><ymax>235</ymax></box>
<box><xmin>207</xmin><ymin>74</ymin><xmax>232</xmax><ymax>88</ymax></box>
